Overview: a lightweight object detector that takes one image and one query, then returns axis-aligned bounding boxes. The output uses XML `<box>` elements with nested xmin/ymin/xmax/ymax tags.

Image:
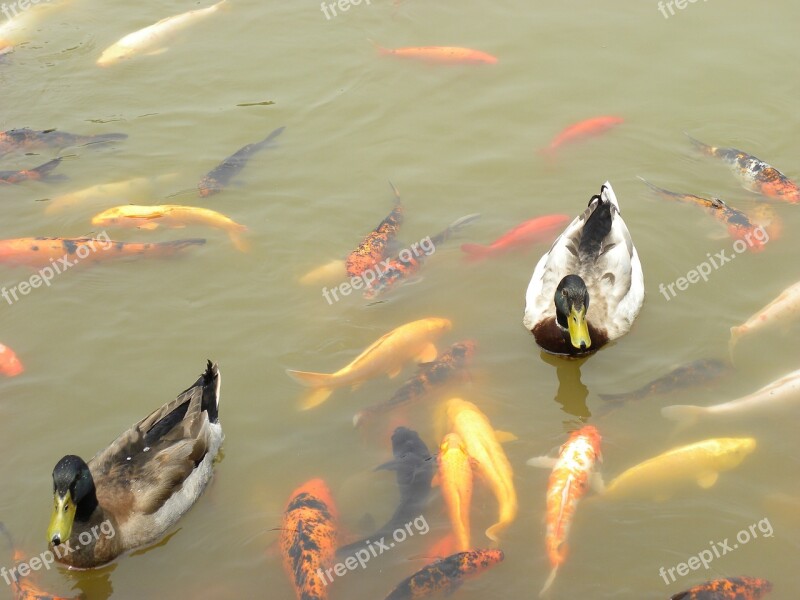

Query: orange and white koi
<box><xmin>372</xmin><ymin>42</ymin><xmax>498</xmax><ymax>65</ymax></box>
<box><xmin>438</xmin><ymin>433</ymin><xmax>473</xmax><ymax>552</ymax></box>
<box><xmin>0</xmin><ymin>158</ymin><xmax>61</xmax><ymax>184</ymax></box>
<box><xmin>346</xmin><ymin>182</ymin><xmax>404</xmax><ymax>278</ymax></box>
<box><xmin>542</xmin><ymin>116</ymin><xmax>623</xmax><ymax>154</ymax></box>
<box><xmin>0</xmin><ymin>343</ymin><xmax>23</xmax><ymax>377</ymax></box>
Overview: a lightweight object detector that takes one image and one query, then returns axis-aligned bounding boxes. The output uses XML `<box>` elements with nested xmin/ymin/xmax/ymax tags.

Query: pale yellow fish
<box><xmin>730</xmin><ymin>280</ymin><xmax>800</xmax><ymax>357</ymax></box>
<box><xmin>438</xmin><ymin>432</ymin><xmax>474</xmax><ymax>552</ymax></box>
<box><xmin>45</xmin><ymin>173</ymin><xmax>178</xmax><ymax>215</ymax></box>
<box><xmin>286</xmin><ymin>317</ymin><xmax>451</xmax><ymax>410</ymax></box>
<box><xmin>603</xmin><ymin>438</ymin><xmax>756</xmax><ymax>501</ymax></box>
<box><xmin>299</xmin><ymin>259</ymin><xmax>346</xmax><ymax>285</ymax></box>
<box><xmin>445</xmin><ymin>398</ymin><xmax>517</xmax><ymax>542</ymax></box>
<box><xmin>0</xmin><ymin>0</ymin><xmax>73</xmax><ymax>50</ymax></box>
<box><xmin>92</xmin><ymin>204</ymin><xmax>249</xmax><ymax>252</ymax></box>
<box><xmin>97</xmin><ymin>0</ymin><xmax>228</xmax><ymax>66</ymax></box>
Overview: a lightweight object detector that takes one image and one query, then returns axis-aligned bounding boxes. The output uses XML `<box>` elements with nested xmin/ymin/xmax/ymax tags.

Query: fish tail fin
<box><xmin>539</xmin><ymin>566</ymin><xmax>559</xmax><ymax>597</ymax></box>
<box><xmin>368</xmin><ymin>39</ymin><xmax>389</xmax><ymax>55</ymax></box>
<box><xmin>432</xmin><ymin>214</ymin><xmax>481</xmax><ymax>247</ymax></box>
<box><xmin>90</xmin><ymin>133</ymin><xmax>128</xmax><ymax>143</ymax></box>
<box><xmin>228</xmin><ymin>225</ymin><xmax>250</xmax><ymax>253</ymax></box>
<box><xmin>258</xmin><ymin>126</ymin><xmax>286</xmax><ymax>149</ymax></box>
<box><xmin>33</xmin><ymin>157</ymin><xmax>63</xmax><ymax>178</ymax></box>
<box><xmin>157</xmin><ymin>238</ymin><xmax>206</xmax><ymax>254</ymax></box>
<box><xmin>388</xmin><ymin>180</ymin><xmax>401</xmax><ymax>204</ymax></box>
<box><xmin>660</xmin><ymin>404</ymin><xmax>704</xmax><ymax>428</ymax></box>
<box><xmin>685</xmin><ymin>132</ymin><xmax>715</xmax><ymax>156</ymax></box>
<box><xmin>636</xmin><ymin>175</ymin><xmax>671</xmax><ymax>197</ymax></box>
<box><xmin>460</xmin><ymin>243</ymin><xmax>491</xmax><ymax>261</ymax></box>
<box><xmin>299</xmin><ymin>388</ymin><xmax>334</xmax><ymax>410</ymax></box>
<box><xmin>286</xmin><ymin>369</ymin><xmax>334</xmax><ymax>387</ymax></box>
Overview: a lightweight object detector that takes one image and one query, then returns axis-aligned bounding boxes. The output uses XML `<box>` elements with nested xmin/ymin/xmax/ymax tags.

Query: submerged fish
<box><xmin>0</xmin><ymin>158</ymin><xmax>62</xmax><ymax>184</ymax></box>
<box><xmin>97</xmin><ymin>0</ymin><xmax>228</xmax><ymax>66</ymax></box>
<box><xmin>0</xmin><ymin>128</ymin><xmax>126</xmax><ymax>157</ymax></box>
<box><xmin>353</xmin><ymin>340</ymin><xmax>476</xmax><ymax>428</ymax></box>
<box><xmin>729</xmin><ymin>280</ymin><xmax>800</xmax><ymax>357</ymax></box>
<box><xmin>346</xmin><ymin>182</ymin><xmax>404</xmax><ymax>278</ymax></box>
<box><xmin>688</xmin><ymin>135</ymin><xmax>800</xmax><ymax>203</ymax></box>
<box><xmin>0</xmin><ymin>0</ymin><xmax>73</xmax><ymax>52</ymax></box>
<box><xmin>670</xmin><ymin>576</ymin><xmax>773</xmax><ymax>600</ymax></box>
<box><xmin>299</xmin><ymin>259</ymin><xmax>347</xmax><ymax>286</ymax></box>
<box><xmin>279</xmin><ymin>479</ymin><xmax>338</xmax><ymax>600</ymax></box>
<box><xmin>92</xmin><ymin>204</ymin><xmax>249</xmax><ymax>252</ymax></box>
<box><xmin>286</xmin><ymin>317</ymin><xmax>451</xmax><ymax>410</ymax></box>
<box><xmin>337</xmin><ymin>427</ymin><xmax>433</xmax><ymax>559</ymax></box>
<box><xmin>662</xmin><ymin>369</ymin><xmax>800</xmax><ymax>427</ymax></box>
<box><xmin>45</xmin><ymin>173</ymin><xmax>178</xmax><ymax>215</ymax></box>
<box><xmin>542</xmin><ymin>116</ymin><xmax>624</xmax><ymax>154</ymax></box>
<box><xmin>384</xmin><ymin>549</ymin><xmax>504</xmax><ymax>600</ymax></box>
<box><xmin>198</xmin><ymin>126</ymin><xmax>285</xmax><ymax>197</ymax></box>
<box><xmin>603</xmin><ymin>438</ymin><xmax>756</xmax><ymax>501</ymax></box>
<box><xmin>460</xmin><ymin>214</ymin><xmax>571</xmax><ymax>262</ymax></box>
<box><xmin>0</xmin><ymin>343</ymin><xmax>24</xmax><ymax>377</ymax></box>
<box><xmin>438</xmin><ymin>433</ymin><xmax>473</xmax><ymax>553</ymax></box>
<box><xmin>372</xmin><ymin>42</ymin><xmax>498</xmax><ymax>65</ymax></box>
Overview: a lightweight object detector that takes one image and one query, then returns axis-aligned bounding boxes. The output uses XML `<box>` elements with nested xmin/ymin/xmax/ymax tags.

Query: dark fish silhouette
<box><xmin>0</xmin><ymin>128</ymin><xmax>126</xmax><ymax>156</ymax></box>
<box><xmin>671</xmin><ymin>576</ymin><xmax>772</xmax><ymax>599</ymax></box>
<box><xmin>0</xmin><ymin>158</ymin><xmax>62</xmax><ymax>184</ymax></box>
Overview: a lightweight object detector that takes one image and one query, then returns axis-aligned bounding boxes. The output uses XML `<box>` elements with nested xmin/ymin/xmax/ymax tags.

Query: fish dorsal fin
<box><xmin>526</xmin><ymin>456</ymin><xmax>557</xmax><ymax>469</ymax></box>
<box><xmin>416</xmin><ymin>343</ymin><xmax>438</xmax><ymax>363</ymax></box>
<box><xmin>697</xmin><ymin>471</ymin><xmax>719</xmax><ymax>489</ymax></box>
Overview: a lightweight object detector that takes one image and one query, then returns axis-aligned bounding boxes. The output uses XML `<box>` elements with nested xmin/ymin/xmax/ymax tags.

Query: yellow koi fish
<box><xmin>45</xmin><ymin>173</ymin><xmax>178</xmax><ymax>215</ymax></box>
<box><xmin>299</xmin><ymin>259</ymin><xmax>346</xmax><ymax>286</ymax></box>
<box><xmin>438</xmin><ymin>433</ymin><xmax>474</xmax><ymax>553</ymax></box>
<box><xmin>287</xmin><ymin>317</ymin><xmax>451</xmax><ymax>410</ymax></box>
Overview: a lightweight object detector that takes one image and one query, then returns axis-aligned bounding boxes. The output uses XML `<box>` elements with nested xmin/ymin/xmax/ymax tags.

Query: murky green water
<box><xmin>1</xmin><ymin>0</ymin><xmax>798</xmax><ymax>598</ymax></box>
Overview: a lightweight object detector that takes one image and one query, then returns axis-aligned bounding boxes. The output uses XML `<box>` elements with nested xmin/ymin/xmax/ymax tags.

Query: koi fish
<box><xmin>279</xmin><ymin>479</ymin><xmax>338</xmax><ymax>600</ymax></box>
<box><xmin>446</xmin><ymin>398</ymin><xmax>517</xmax><ymax>542</ymax></box>
<box><xmin>0</xmin><ymin>0</ymin><xmax>73</xmax><ymax>53</ymax></box>
<box><xmin>363</xmin><ymin>214</ymin><xmax>480</xmax><ymax>299</ymax></box>
<box><xmin>346</xmin><ymin>182</ymin><xmax>404</xmax><ymax>277</ymax></box>
<box><xmin>0</xmin><ymin>128</ymin><xmax>126</xmax><ymax>157</ymax></box>
<box><xmin>662</xmin><ymin>369</ymin><xmax>800</xmax><ymax>427</ymax></box>
<box><xmin>461</xmin><ymin>214</ymin><xmax>570</xmax><ymax>261</ymax></box>
<box><xmin>729</xmin><ymin>280</ymin><xmax>800</xmax><ymax>357</ymax></box>
<box><xmin>438</xmin><ymin>433</ymin><xmax>473</xmax><ymax>553</ymax></box>
<box><xmin>542</xmin><ymin>116</ymin><xmax>624</xmax><ymax>154</ymax></box>
<box><xmin>372</xmin><ymin>42</ymin><xmax>498</xmax><ymax>65</ymax></box>
<box><xmin>337</xmin><ymin>427</ymin><xmax>433</xmax><ymax>559</ymax></box>
<box><xmin>91</xmin><ymin>204</ymin><xmax>249</xmax><ymax>252</ymax></box>
<box><xmin>527</xmin><ymin>425</ymin><xmax>602</xmax><ymax>596</ymax></box>
<box><xmin>198</xmin><ymin>126</ymin><xmax>285</xmax><ymax>197</ymax></box>
<box><xmin>299</xmin><ymin>259</ymin><xmax>347</xmax><ymax>285</ymax></box>
<box><xmin>45</xmin><ymin>173</ymin><xmax>178</xmax><ymax>215</ymax></box>
<box><xmin>97</xmin><ymin>0</ymin><xmax>228</xmax><ymax>66</ymax></box>
<box><xmin>602</xmin><ymin>438</ymin><xmax>756</xmax><ymax>501</ymax></box>
<box><xmin>287</xmin><ymin>317</ymin><xmax>451</xmax><ymax>410</ymax></box>
<box><xmin>0</xmin><ymin>236</ymin><xmax>205</xmax><ymax>269</ymax></box>
<box><xmin>0</xmin><ymin>158</ymin><xmax>62</xmax><ymax>184</ymax></box>
<box><xmin>670</xmin><ymin>576</ymin><xmax>773</xmax><ymax>600</ymax></box>
<box><xmin>638</xmin><ymin>177</ymin><xmax>768</xmax><ymax>251</ymax></box>
<box><xmin>353</xmin><ymin>340</ymin><xmax>476</xmax><ymax>428</ymax></box>
<box><xmin>384</xmin><ymin>549</ymin><xmax>504</xmax><ymax>600</ymax></box>
<box><xmin>0</xmin><ymin>343</ymin><xmax>24</xmax><ymax>377</ymax></box>
<box><xmin>687</xmin><ymin>135</ymin><xmax>800</xmax><ymax>203</ymax></box>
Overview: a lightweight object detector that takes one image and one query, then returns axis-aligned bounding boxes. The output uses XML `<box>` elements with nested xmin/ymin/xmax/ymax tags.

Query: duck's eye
<box><xmin>561</xmin><ymin>290</ymin><xmax>568</xmax><ymax>298</ymax></box>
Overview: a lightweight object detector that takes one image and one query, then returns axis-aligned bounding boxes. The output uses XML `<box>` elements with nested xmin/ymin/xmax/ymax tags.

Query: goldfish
<box><xmin>363</xmin><ymin>214</ymin><xmax>480</xmax><ymax>299</ymax></box>
<box><xmin>603</xmin><ymin>438</ymin><xmax>756</xmax><ymax>501</ymax></box>
<box><xmin>299</xmin><ymin>259</ymin><xmax>347</xmax><ymax>285</ymax></box>
<box><xmin>670</xmin><ymin>576</ymin><xmax>773</xmax><ymax>599</ymax></box>
<box><xmin>97</xmin><ymin>0</ymin><xmax>228</xmax><ymax>66</ymax></box>
<box><xmin>0</xmin><ymin>158</ymin><xmax>62</xmax><ymax>184</ymax></box>
<box><xmin>638</xmin><ymin>177</ymin><xmax>768</xmax><ymax>251</ymax></box>
<box><xmin>198</xmin><ymin>126</ymin><xmax>285</xmax><ymax>197</ymax></box>
<box><xmin>287</xmin><ymin>317</ymin><xmax>451</xmax><ymax>410</ymax></box>
<box><xmin>0</xmin><ymin>343</ymin><xmax>23</xmax><ymax>377</ymax></box>
<box><xmin>346</xmin><ymin>182</ymin><xmax>404</xmax><ymax>278</ymax></box>
<box><xmin>45</xmin><ymin>173</ymin><xmax>178</xmax><ymax>215</ymax></box>
<box><xmin>461</xmin><ymin>214</ymin><xmax>570</xmax><ymax>261</ymax></box>
<box><xmin>527</xmin><ymin>425</ymin><xmax>602</xmax><ymax>596</ymax></box>
<box><xmin>662</xmin><ymin>369</ymin><xmax>800</xmax><ymax>427</ymax></box>
<box><xmin>384</xmin><ymin>549</ymin><xmax>504</xmax><ymax>600</ymax></box>
<box><xmin>279</xmin><ymin>479</ymin><xmax>338</xmax><ymax>600</ymax></box>
<box><xmin>445</xmin><ymin>398</ymin><xmax>517</xmax><ymax>542</ymax></box>
<box><xmin>0</xmin><ymin>128</ymin><xmax>126</xmax><ymax>157</ymax></box>
<box><xmin>729</xmin><ymin>280</ymin><xmax>800</xmax><ymax>357</ymax></box>
<box><xmin>542</xmin><ymin>116</ymin><xmax>624</xmax><ymax>155</ymax></box>
<box><xmin>91</xmin><ymin>204</ymin><xmax>248</xmax><ymax>252</ymax></box>
<box><xmin>0</xmin><ymin>236</ymin><xmax>205</xmax><ymax>269</ymax></box>
<box><xmin>438</xmin><ymin>433</ymin><xmax>473</xmax><ymax>553</ymax></box>
<box><xmin>353</xmin><ymin>340</ymin><xmax>476</xmax><ymax>428</ymax></box>
<box><xmin>372</xmin><ymin>42</ymin><xmax>498</xmax><ymax>65</ymax></box>
<box><xmin>688</xmin><ymin>135</ymin><xmax>800</xmax><ymax>203</ymax></box>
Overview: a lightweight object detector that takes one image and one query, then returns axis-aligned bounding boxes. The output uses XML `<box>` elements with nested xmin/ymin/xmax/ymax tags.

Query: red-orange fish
<box><xmin>0</xmin><ymin>158</ymin><xmax>62</xmax><ymax>184</ymax></box>
<box><xmin>0</xmin><ymin>343</ymin><xmax>23</xmax><ymax>377</ymax></box>
<box><xmin>372</xmin><ymin>41</ymin><xmax>498</xmax><ymax>65</ymax></box>
<box><xmin>670</xmin><ymin>576</ymin><xmax>773</xmax><ymax>599</ymax></box>
<box><xmin>461</xmin><ymin>214</ymin><xmax>570</xmax><ymax>261</ymax></box>
<box><xmin>542</xmin><ymin>116</ymin><xmax>624</xmax><ymax>154</ymax></box>
<box><xmin>279</xmin><ymin>479</ymin><xmax>338</xmax><ymax>600</ymax></box>
<box><xmin>346</xmin><ymin>182</ymin><xmax>404</xmax><ymax>277</ymax></box>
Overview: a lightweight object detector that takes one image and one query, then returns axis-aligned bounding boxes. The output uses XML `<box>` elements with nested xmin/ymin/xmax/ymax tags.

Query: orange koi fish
<box><xmin>542</xmin><ymin>116</ymin><xmax>624</xmax><ymax>154</ymax></box>
<box><xmin>0</xmin><ymin>158</ymin><xmax>61</xmax><ymax>184</ymax></box>
<box><xmin>372</xmin><ymin>42</ymin><xmax>498</xmax><ymax>65</ymax></box>
<box><xmin>384</xmin><ymin>549</ymin><xmax>504</xmax><ymax>600</ymax></box>
<box><xmin>279</xmin><ymin>479</ymin><xmax>338</xmax><ymax>600</ymax></box>
<box><xmin>528</xmin><ymin>425</ymin><xmax>602</xmax><ymax>596</ymax></box>
<box><xmin>346</xmin><ymin>182</ymin><xmax>404</xmax><ymax>278</ymax></box>
<box><xmin>0</xmin><ymin>128</ymin><xmax>126</xmax><ymax>157</ymax></box>
<box><xmin>638</xmin><ymin>177</ymin><xmax>769</xmax><ymax>251</ymax></box>
<box><xmin>688</xmin><ymin>135</ymin><xmax>800</xmax><ymax>203</ymax></box>
<box><xmin>438</xmin><ymin>433</ymin><xmax>473</xmax><ymax>552</ymax></box>
<box><xmin>670</xmin><ymin>576</ymin><xmax>772</xmax><ymax>599</ymax></box>
<box><xmin>461</xmin><ymin>214</ymin><xmax>570</xmax><ymax>261</ymax></box>
<box><xmin>0</xmin><ymin>343</ymin><xmax>24</xmax><ymax>377</ymax></box>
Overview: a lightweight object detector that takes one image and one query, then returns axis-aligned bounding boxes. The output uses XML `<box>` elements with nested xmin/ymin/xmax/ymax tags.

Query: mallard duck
<box><xmin>47</xmin><ymin>361</ymin><xmax>223</xmax><ymax>568</ymax></box>
<box><xmin>523</xmin><ymin>182</ymin><xmax>644</xmax><ymax>356</ymax></box>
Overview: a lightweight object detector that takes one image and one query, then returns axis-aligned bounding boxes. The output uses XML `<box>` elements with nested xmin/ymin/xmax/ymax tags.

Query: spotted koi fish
<box><xmin>0</xmin><ymin>158</ymin><xmax>62</xmax><ymax>184</ymax></box>
<box><xmin>528</xmin><ymin>425</ymin><xmax>602</xmax><ymax>596</ymax></box>
<box><xmin>346</xmin><ymin>182</ymin><xmax>404</xmax><ymax>277</ymax></box>
<box><xmin>279</xmin><ymin>479</ymin><xmax>338</xmax><ymax>600</ymax></box>
<box><xmin>638</xmin><ymin>177</ymin><xmax>768</xmax><ymax>251</ymax></box>
<box><xmin>0</xmin><ymin>128</ymin><xmax>126</xmax><ymax>156</ymax></box>
<box><xmin>363</xmin><ymin>213</ymin><xmax>480</xmax><ymax>299</ymax></box>
<box><xmin>670</xmin><ymin>576</ymin><xmax>773</xmax><ymax>599</ymax></box>
<box><xmin>198</xmin><ymin>126</ymin><xmax>285</xmax><ymax>197</ymax></box>
<box><xmin>688</xmin><ymin>135</ymin><xmax>800</xmax><ymax>203</ymax></box>
<box><xmin>384</xmin><ymin>549</ymin><xmax>504</xmax><ymax>600</ymax></box>
<box><xmin>353</xmin><ymin>340</ymin><xmax>476</xmax><ymax>428</ymax></box>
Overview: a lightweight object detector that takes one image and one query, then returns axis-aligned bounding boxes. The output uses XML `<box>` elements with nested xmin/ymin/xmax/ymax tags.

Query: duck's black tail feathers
<box><xmin>579</xmin><ymin>192</ymin><xmax>613</xmax><ymax>258</ymax></box>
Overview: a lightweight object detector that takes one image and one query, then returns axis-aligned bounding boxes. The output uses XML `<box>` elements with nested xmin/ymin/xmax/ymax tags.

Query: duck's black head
<box><xmin>554</xmin><ymin>275</ymin><xmax>591</xmax><ymax>351</ymax></box>
<box><xmin>48</xmin><ymin>455</ymin><xmax>97</xmax><ymax>546</ymax></box>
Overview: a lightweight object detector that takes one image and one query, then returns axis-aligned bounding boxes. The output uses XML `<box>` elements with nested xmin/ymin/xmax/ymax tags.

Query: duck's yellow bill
<box><xmin>567</xmin><ymin>306</ymin><xmax>591</xmax><ymax>350</ymax></box>
<box><xmin>47</xmin><ymin>493</ymin><xmax>75</xmax><ymax>546</ymax></box>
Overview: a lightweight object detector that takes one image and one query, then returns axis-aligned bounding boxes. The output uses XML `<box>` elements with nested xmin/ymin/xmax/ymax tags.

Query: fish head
<box><xmin>97</xmin><ymin>44</ymin><xmax>135</xmax><ymax>67</ymax></box>
<box><xmin>440</xmin><ymin>432</ymin><xmax>467</xmax><ymax>456</ymax></box>
<box><xmin>574</xmin><ymin>425</ymin><xmax>602</xmax><ymax>458</ymax></box>
<box><xmin>555</xmin><ymin>275</ymin><xmax>591</xmax><ymax>351</ymax></box>
<box><xmin>451</xmin><ymin>340</ymin><xmax>477</xmax><ymax>362</ymax></box>
<box><xmin>426</xmin><ymin>317</ymin><xmax>453</xmax><ymax>335</ymax></box>
<box><xmin>286</xmin><ymin>478</ymin><xmax>337</xmax><ymax>517</ymax></box>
